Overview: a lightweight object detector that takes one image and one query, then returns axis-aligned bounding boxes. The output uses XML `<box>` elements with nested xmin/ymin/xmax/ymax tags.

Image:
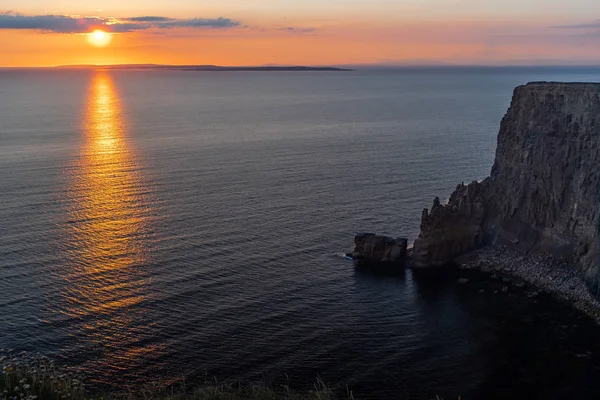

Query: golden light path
<box><xmin>59</xmin><ymin>72</ymin><xmax>157</xmax><ymax>378</ymax></box>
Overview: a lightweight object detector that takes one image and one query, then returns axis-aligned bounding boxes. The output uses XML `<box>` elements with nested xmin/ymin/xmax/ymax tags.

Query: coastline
<box><xmin>401</xmin><ymin>83</ymin><xmax>600</xmax><ymax>326</ymax></box>
<box><xmin>453</xmin><ymin>246</ymin><xmax>600</xmax><ymax>323</ymax></box>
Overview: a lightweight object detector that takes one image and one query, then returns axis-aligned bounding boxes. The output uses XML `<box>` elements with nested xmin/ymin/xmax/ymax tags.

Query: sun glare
<box><xmin>88</xmin><ymin>30</ymin><xmax>111</xmax><ymax>47</ymax></box>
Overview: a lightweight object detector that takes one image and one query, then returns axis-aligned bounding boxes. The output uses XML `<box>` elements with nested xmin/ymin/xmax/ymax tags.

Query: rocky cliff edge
<box><xmin>413</xmin><ymin>82</ymin><xmax>600</xmax><ymax>290</ymax></box>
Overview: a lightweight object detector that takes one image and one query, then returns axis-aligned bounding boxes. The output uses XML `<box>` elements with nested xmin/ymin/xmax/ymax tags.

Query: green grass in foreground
<box><xmin>1</xmin><ymin>351</ymin><xmax>354</xmax><ymax>400</ymax></box>
<box><xmin>1</xmin><ymin>350</ymin><xmax>85</xmax><ymax>400</ymax></box>
<box><xmin>1</xmin><ymin>351</ymin><xmax>456</xmax><ymax>400</ymax></box>
<box><xmin>103</xmin><ymin>378</ymin><xmax>353</xmax><ymax>400</ymax></box>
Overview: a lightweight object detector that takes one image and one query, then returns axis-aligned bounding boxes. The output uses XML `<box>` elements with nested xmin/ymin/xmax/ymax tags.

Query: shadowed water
<box><xmin>2</xmin><ymin>67</ymin><xmax>600</xmax><ymax>399</ymax></box>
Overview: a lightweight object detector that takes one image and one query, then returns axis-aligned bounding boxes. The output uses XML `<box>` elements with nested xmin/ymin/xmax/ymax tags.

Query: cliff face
<box><xmin>413</xmin><ymin>82</ymin><xmax>600</xmax><ymax>287</ymax></box>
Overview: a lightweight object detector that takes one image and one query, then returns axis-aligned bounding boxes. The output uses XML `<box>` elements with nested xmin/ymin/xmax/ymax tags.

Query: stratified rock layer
<box><xmin>413</xmin><ymin>82</ymin><xmax>600</xmax><ymax>289</ymax></box>
<box><xmin>352</xmin><ymin>233</ymin><xmax>408</xmax><ymax>265</ymax></box>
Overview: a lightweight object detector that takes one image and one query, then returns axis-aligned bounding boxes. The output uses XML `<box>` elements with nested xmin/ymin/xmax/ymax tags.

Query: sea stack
<box><xmin>412</xmin><ymin>82</ymin><xmax>600</xmax><ymax>289</ymax></box>
<box><xmin>351</xmin><ymin>233</ymin><xmax>408</xmax><ymax>266</ymax></box>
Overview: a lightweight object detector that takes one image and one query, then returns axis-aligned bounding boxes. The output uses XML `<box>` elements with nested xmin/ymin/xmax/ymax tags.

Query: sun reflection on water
<box><xmin>58</xmin><ymin>72</ymin><xmax>158</xmax><ymax>381</ymax></box>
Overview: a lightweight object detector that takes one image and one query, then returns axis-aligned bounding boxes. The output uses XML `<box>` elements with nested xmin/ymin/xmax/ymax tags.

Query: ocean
<box><xmin>2</xmin><ymin>67</ymin><xmax>600</xmax><ymax>399</ymax></box>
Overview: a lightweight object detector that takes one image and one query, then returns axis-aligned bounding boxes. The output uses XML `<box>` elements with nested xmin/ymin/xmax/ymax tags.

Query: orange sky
<box><xmin>1</xmin><ymin>1</ymin><xmax>600</xmax><ymax>66</ymax></box>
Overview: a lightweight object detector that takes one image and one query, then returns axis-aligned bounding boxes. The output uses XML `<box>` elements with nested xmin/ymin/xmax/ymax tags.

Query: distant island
<box><xmin>56</xmin><ymin>64</ymin><xmax>352</xmax><ymax>72</ymax></box>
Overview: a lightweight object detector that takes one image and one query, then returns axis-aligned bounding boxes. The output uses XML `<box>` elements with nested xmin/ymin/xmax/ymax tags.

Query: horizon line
<box><xmin>2</xmin><ymin>63</ymin><xmax>600</xmax><ymax>70</ymax></box>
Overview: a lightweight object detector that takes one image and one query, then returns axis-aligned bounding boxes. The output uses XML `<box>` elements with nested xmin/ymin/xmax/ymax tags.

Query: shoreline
<box><xmin>452</xmin><ymin>246</ymin><xmax>600</xmax><ymax>323</ymax></box>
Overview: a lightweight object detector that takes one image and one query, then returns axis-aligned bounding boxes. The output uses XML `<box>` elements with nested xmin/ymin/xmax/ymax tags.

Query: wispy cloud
<box><xmin>0</xmin><ymin>12</ymin><xmax>240</xmax><ymax>33</ymax></box>
<box><xmin>0</xmin><ymin>13</ymin><xmax>110</xmax><ymax>33</ymax></box>
<box><xmin>160</xmin><ymin>17</ymin><xmax>239</xmax><ymax>29</ymax></box>
<box><xmin>277</xmin><ymin>27</ymin><xmax>316</xmax><ymax>33</ymax></box>
<box><xmin>124</xmin><ymin>16</ymin><xmax>175</xmax><ymax>22</ymax></box>
<box><xmin>551</xmin><ymin>21</ymin><xmax>600</xmax><ymax>29</ymax></box>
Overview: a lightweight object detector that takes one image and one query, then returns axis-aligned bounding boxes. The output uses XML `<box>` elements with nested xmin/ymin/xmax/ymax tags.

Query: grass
<box><xmin>1</xmin><ymin>350</ymin><xmax>85</xmax><ymax>400</ymax></box>
<box><xmin>103</xmin><ymin>377</ymin><xmax>353</xmax><ymax>400</ymax></box>
<box><xmin>1</xmin><ymin>351</ymin><xmax>354</xmax><ymax>400</ymax></box>
<box><xmin>1</xmin><ymin>351</ymin><xmax>458</xmax><ymax>400</ymax></box>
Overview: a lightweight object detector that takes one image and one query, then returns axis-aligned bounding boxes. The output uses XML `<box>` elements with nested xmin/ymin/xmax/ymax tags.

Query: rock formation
<box><xmin>351</xmin><ymin>233</ymin><xmax>408</xmax><ymax>266</ymax></box>
<box><xmin>412</xmin><ymin>182</ymin><xmax>486</xmax><ymax>267</ymax></box>
<box><xmin>413</xmin><ymin>82</ymin><xmax>600</xmax><ymax>290</ymax></box>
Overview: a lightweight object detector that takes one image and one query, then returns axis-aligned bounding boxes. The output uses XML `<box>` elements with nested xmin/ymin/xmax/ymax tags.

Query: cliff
<box><xmin>413</xmin><ymin>82</ymin><xmax>600</xmax><ymax>289</ymax></box>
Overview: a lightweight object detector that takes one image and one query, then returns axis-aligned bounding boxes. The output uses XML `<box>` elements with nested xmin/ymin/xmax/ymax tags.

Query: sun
<box><xmin>87</xmin><ymin>30</ymin><xmax>111</xmax><ymax>47</ymax></box>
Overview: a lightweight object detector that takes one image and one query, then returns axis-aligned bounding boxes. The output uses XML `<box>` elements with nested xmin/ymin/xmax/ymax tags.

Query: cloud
<box><xmin>0</xmin><ymin>12</ymin><xmax>240</xmax><ymax>33</ymax></box>
<box><xmin>124</xmin><ymin>16</ymin><xmax>174</xmax><ymax>22</ymax></box>
<box><xmin>551</xmin><ymin>21</ymin><xmax>600</xmax><ymax>29</ymax></box>
<box><xmin>159</xmin><ymin>17</ymin><xmax>239</xmax><ymax>29</ymax></box>
<box><xmin>109</xmin><ymin>23</ymin><xmax>149</xmax><ymax>33</ymax></box>
<box><xmin>0</xmin><ymin>13</ymin><xmax>109</xmax><ymax>33</ymax></box>
<box><xmin>277</xmin><ymin>27</ymin><xmax>316</xmax><ymax>33</ymax></box>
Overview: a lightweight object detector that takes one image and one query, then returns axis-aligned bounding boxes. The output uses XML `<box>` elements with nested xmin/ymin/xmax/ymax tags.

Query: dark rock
<box><xmin>412</xmin><ymin>184</ymin><xmax>485</xmax><ymax>268</ymax></box>
<box><xmin>575</xmin><ymin>351</ymin><xmax>592</xmax><ymax>359</ymax></box>
<box><xmin>411</xmin><ymin>82</ymin><xmax>600</xmax><ymax>290</ymax></box>
<box><xmin>457</xmin><ymin>278</ymin><xmax>470</xmax><ymax>284</ymax></box>
<box><xmin>351</xmin><ymin>233</ymin><xmax>407</xmax><ymax>266</ymax></box>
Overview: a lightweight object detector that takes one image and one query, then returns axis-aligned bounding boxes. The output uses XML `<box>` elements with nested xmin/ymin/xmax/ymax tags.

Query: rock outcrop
<box><xmin>413</xmin><ymin>82</ymin><xmax>600</xmax><ymax>290</ymax></box>
<box><xmin>351</xmin><ymin>233</ymin><xmax>408</xmax><ymax>266</ymax></box>
<box><xmin>412</xmin><ymin>182</ymin><xmax>486</xmax><ymax>267</ymax></box>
